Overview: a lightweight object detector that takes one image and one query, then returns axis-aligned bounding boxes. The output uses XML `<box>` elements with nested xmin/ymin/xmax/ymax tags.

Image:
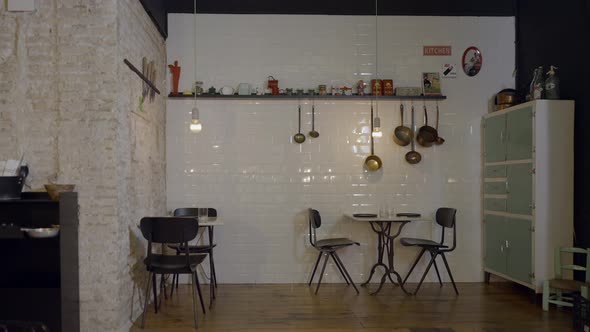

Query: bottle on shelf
<box><xmin>544</xmin><ymin>65</ymin><xmax>560</xmax><ymax>99</ymax></box>
<box><xmin>532</xmin><ymin>66</ymin><xmax>544</xmax><ymax>100</ymax></box>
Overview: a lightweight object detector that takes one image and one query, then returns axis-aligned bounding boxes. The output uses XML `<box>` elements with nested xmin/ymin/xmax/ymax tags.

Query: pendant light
<box><xmin>371</xmin><ymin>0</ymin><xmax>382</xmax><ymax>138</ymax></box>
<box><xmin>189</xmin><ymin>0</ymin><xmax>202</xmax><ymax>133</ymax></box>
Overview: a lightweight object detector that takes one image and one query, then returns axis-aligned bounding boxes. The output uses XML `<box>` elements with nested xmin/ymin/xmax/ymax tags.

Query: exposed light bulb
<box><xmin>190</xmin><ymin>106</ymin><xmax>202</xmax><ymax>133</ymax></box>
<box><xmin>372</xmin><ymin>116</ymin><xmax>382</xmax><ymax>137</ymax></box>
<box><xmin>372</xmin><ymin>127</ymin><xmax>382</xmax><ymax>138</ymax></box>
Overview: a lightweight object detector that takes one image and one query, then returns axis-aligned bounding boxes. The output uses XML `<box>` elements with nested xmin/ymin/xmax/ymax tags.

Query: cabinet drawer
<box><xmin>485</xmin><ymin>165</ymin><xmax>507</xmax><ymax>178</ymax></box>
<box><xmin>485</xmin><ymin>198</ymin><xmax>507</xmax><ymax>212</ymax></box>
<box><xmin>484</xmin><ymin>182</ymin><xmax>507</xmax><ymax>195</ymax></box>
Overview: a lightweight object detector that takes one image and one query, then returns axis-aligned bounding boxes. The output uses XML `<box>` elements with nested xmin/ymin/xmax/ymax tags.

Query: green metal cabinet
<box><xmin>507</xmin><ymin>163</ymin><xmax>533</xmax><ymax>215</ymax></box>
<box><xmin>506</xmin><ymin>217</ymin><xmax>533</xmax><ymax>284</ymax></box>
<box><xmin>484</xmin><ymin>107</ymin><xmax>533</xmax><ymax>163</ymax></box>
<box><xmin>484</xmin><ymin>115</ymin><xmax>506</xmax><ymax>163</ymax></box>
<box><xmin>484</xmin><ymin>214</ymin><xmax>532</xmax><ymax>283</ymax></box>
<box><xmin>484</xmin><ymin>198</ymin><xmax>506</xmax><ymax>212</ymax></box>
<box><xmin>485</xmin><ymin>214</ymin><xmax>507</xmax><ymax>274</ymax></box>
<box><xmin>484</xmin><ymin>165</ymin><xmax>506</xmax><ymax>178</ymax></box>
<box><xmin>483</xmin><ymin>100</ymin><xmax>575</xmax><ymax>293</ymax></box>
<box><xmin>506</xmin><ymin>107</ymin><xmax>533</xmax><ymax>160</ymax></box>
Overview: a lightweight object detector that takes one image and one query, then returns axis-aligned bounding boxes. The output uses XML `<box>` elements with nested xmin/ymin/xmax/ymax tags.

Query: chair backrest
<box><xmin>173</xmin><ymin>207</ymin><xmax>218</xmax><ymax>217</ymax></box>
<box><xmin>435</xmin><ymin>207</ymin><xmax>457</xmax><ymax>250</ymax></box>
<box><xmin>308</xmin><ymin>208</ymin><xmax>321</xmax><ymax>247</ymax></box>
<box><xmin>140</xmin><ymin>217</ymin><xmax>199</xmax><ymax>244</ymax></box>
<box><xmin>554</xmin><ymin>247</ymin><xmax>590</xmax><ymax>282</ymax></box>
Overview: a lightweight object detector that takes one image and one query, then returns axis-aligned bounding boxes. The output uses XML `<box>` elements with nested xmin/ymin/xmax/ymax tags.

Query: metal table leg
<box><xmin>362</xmin><ymin>220</ymin><xmax>411</xmax><ymax>295</ymax></box>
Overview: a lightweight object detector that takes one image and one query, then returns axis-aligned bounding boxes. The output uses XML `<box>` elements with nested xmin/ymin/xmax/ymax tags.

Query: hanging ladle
<box><xmin>293</xmin><ymin>103</ymin><xmax>306</xmax><ymax>144</ymax></box>
<box><xmin>435</xmin><ymin>102</ymin><xmax>445</xmax><ymax>145</ymax></box>
<box><xmin>309</xmin><ymin>97</ymin><xmax>319</xmax><ymax>138</ymax></box>
<box><xmin>405</xmin><ymin>105</ymin><xmax>422</xmax><ymax>164</ymax></box>
<box><xmin>364</xmin><ymin>102</ymin><xmax>383</xmax><ymax>171</ymax></box>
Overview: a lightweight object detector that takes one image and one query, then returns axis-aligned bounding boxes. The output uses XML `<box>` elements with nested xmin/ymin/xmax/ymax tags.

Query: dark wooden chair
<box><xmin>139</xmin><ymin>217</ymin><xmax>207</xmax><ymax>329</ymax></box>
<box><xmin>308</xmin><ymin>208</ymin><xmax>360</xmax><ymax>294</ymax></box>
<box><xmin>400</xmin><ymin>207</ymin><xmax>459</xmax><ymax>295</ymax></box>
<box><xmin>169</xmin><ymin>208</ymin><xmax>218</xmax><ymax>307</ymax></box>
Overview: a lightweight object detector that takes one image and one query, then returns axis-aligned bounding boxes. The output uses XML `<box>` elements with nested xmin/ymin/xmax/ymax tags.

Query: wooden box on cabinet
<box><xmin>482</xmin><ymin>100</ymin><xmax>574</xmax><ymax>293</ymax></box>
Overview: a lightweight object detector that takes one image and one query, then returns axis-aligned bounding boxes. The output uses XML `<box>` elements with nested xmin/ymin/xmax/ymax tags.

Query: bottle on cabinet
<box><xmin>544</xmin><ymin>65</ymin><xmax>560</xmax><ymax>99</ymax></box>
<box><xmin>532</xmin><ymin>66</ymin><xmax>545</xmax><ymax>100</ymax></box>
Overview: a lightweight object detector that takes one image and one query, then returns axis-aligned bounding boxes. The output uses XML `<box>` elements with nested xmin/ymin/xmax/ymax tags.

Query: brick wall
<box><xmin>115</xmin><ymin>0</ymin><xmax>166</xmax><ymax>329</ymax></box>
<box><xmin>0</xmin><ymin>1</ymin><xmax>166</xmax><ymax>330</ymax></box>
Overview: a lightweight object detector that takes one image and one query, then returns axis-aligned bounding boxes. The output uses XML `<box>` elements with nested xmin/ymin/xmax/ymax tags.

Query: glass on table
<box><xmin>379</xmin><ymin>204</ymin><xmax>389</xmax><ymax>219</ymax></box>
<box><xmin>388</xmin><ymin>206</ymin><xmax>395</xmax><ymax>218</ymax></box>
<box><xmin>198</xmin><ymin>208</ymin><xmax>209</xmax><ymax>220</ymax></box>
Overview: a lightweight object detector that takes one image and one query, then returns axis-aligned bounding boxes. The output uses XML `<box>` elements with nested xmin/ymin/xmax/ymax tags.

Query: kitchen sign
<box><xmin>423</xmin><ymin>46</ymin><xmax>452</xmax><ymax>56</ymax></box>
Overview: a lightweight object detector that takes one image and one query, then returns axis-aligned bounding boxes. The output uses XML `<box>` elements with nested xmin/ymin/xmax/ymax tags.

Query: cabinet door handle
<box><xmin>505</xmin><ymin>180</ymin><xmax>510</xmax><ymax>193</ymax></box>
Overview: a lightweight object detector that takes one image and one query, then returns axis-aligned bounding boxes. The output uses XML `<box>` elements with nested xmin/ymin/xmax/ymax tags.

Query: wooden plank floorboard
<box><xmin>130</xmin><ymin>283</ymin><xmax>575</xmax><ymax>331</ymax></box>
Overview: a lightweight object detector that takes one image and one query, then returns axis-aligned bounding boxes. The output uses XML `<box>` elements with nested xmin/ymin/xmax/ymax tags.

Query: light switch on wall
<box><xmin>7</xmin><ymin>0</ymin><xmax>35</xmax><ymax>12</ymax></box>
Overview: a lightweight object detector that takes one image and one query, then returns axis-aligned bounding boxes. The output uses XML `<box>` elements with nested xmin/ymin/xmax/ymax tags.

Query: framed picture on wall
<box><xmin>422</xmin><ymin>72</ymin><xmax>442</xmax><ymax>95</ymax></box>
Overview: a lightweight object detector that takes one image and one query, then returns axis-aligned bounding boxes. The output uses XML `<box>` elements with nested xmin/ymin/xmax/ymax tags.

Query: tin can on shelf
<box><xmin>267</xmin><ymin>76</ymin><xmax>279</xmax><ymax>95</ymax></box>
<box><xmin>371</xmin><ymin>79</ymin><xmax>383</xmax><ymax>96</ymax></box>
<box><xmin>382</xmin><ymin>79</ymin><xmax>394</xmax><ymax>96</ymax></box>
<box><xmin>318</xmin><ymin>85</ymin><xmax>327</xmax><ymax>95</ymax></box>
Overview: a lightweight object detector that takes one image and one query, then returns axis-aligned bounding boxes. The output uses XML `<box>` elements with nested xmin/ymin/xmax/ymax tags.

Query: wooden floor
<box><xmin>131</xmin><ymin>282</ymin><xmax>576</xmax><ymax>332</ymax></box>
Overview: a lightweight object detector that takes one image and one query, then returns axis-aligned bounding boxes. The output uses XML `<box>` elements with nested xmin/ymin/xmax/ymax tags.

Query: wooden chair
<box><xmin>308</xmin><ymin>208</ymin><xmax>360</xmax><ymax>294</ymax></box>
<box><xmin>400</xmin><ymin>207</ymin><xmax>458</xmax><ymax>295</ymax></box>
<box><xmin>140</xmin><ymin>217</ymin><xmax>207</xmax><ymax>329</ymax></box>
<box><xmin>542</xmin><ymin>247</ymin><xmax>590</xmax><ymax>311</ymax></box>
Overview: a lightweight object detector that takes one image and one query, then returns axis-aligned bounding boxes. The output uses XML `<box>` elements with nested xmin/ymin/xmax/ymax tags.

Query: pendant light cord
<box><xmin>374</xmin><ymin>0</ymin><xmax>379</xmax><ymax>117</ymax></box>
<box><xmin>193</xmin><ymin>0</ymin><xmax>197</xmax><ymax>103</ymax></box>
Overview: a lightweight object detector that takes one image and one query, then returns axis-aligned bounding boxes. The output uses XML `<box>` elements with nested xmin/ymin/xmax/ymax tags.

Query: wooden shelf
<box><xmin>167</xmin><ymin>94</ymin><xmax>447</xmax><ymax>100</ymax></box>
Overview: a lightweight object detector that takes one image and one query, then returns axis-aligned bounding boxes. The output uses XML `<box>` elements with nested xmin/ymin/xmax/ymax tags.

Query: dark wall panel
<box><xmin>140</xmin><ymin>0</ymin><xmax>168</xmax><ymax>37</ymax></box>
<box><xmin>517</xmin><ymin>0</ymin><xmax>589</xmax><ymax>247</ymax></box>
<box><xmin>166</xmin><ymin>0</ymin><xmax>515</xmax><ymax>16</ymax></box>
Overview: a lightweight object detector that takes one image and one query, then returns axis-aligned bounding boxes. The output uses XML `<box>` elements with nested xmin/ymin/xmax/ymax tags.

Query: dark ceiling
<box><xmin>141</xmin><ymin>0</ymin><xmax>516</xmax><ymax>38</ymax></box>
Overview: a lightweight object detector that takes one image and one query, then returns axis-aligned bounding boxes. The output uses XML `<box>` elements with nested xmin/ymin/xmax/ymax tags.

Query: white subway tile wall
<box><xmin>166</xmin><ymin>15</ymin><xmax>515</xmax><ymax>283</ymax></box>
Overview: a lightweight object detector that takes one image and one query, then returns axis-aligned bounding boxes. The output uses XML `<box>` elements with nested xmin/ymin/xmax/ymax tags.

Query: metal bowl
<box><xmin>23</xmin><ymin>228</ymin><xmax>60</xmax><ymax>238</ymax></box>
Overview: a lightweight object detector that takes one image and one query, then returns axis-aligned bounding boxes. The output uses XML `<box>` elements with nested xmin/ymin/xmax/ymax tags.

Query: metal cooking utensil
<box><xmin>309</xmin><ymin>98</ymin><xmax>319</xmax><ymax>138</ymax></box>
<box><xmin>293</xmin><ymin>103</ymin><xmax>306</xmax><ymax>144</ymax></box>
<box><xmin>364</xmin><ymin>103</ymin><xmax>383</xmax><ymax>171</ymax></box>
<box><xmin>416</xmin><ymin>104</ymin><xmax>437</xmax><ymax>147</ymax></box>
<box><xmin>435</xmin><ymin>103</ymin><xmax>445</xmax><ymax>145</ymax></box>
<box><xmin>393</xmin><ymin>103</ymin><xmax>412</xmax><ymax>146</ymax></box>
<box><xmin>405</xmin><ymin>105</ymin><xmax>422</xmax><ymax>164</ymax></box>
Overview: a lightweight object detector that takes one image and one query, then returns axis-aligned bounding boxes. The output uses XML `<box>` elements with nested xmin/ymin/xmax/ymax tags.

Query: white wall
<box><xmin>166</xmin><ymin>14</ymin><xmax>515</xmax><ymax>284</ymax></box>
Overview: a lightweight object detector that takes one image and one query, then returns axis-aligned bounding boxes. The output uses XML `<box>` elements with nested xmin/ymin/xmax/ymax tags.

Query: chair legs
<box><xmin>190</xmin><ymin>272</ymin><xmax>199</xmax><ymax>329</ymax></box>
<box><xmin>414</xmin><ymin>252</ymin><xmax>437</xmax><ymax>295</ymax></box>
<box><xmin>403</xmin><ymin>248</ymin><xmax>426</xmax><ymax>284</ymax></box>
<box><xmin>152</xmin><ymin>272</ymin><xmax>158</xmax><ymax>313</ymax></box>
<box><xmin>315</xmin><ymin>253</ymin><xmax>331</xmax><ymax>294</ymax></box>
<box><xmin>141</xmin><ymin>272</ymin><xmax>153</xmax><ymax>329</ymax></box>
<box><xmin>542</xmin><ymin>280</ymin><xmax>550</xmax><ymax>311</ymax></box>
<box><xmin>403</xmin><ymin>248</ymin><xmax>459</xmax><ymax>295</ymax></box>
<box><xmin>430</xmin><ymin>251</ymin><xmax>443</xmax><ymax>286</ymax></box>
<box><xmin>332</xmin><ymin>252</ymin><xmax>359</xmax><ymax>294</ymax></box>
<box><xmin>309</xmin><ymin>251</ymin><xmax>359</xmax><ymax>295</ymax></box>
<box><xmin>440</xmin><ymin>253</ymin><xmax>458</xmax><ymax>295</ymax></box>
<box><xmin>308</xmin><ymin>251</ymin><xmax>323</xmax><ymax>286</ymax></box>
<box><xmin>194</xmin><ymin>272</ymin><xmax>206</xmax><ymax>314</ymax></box>
<box><xmin>331</xmin><ymin>252</ymin><xmax>350</xmax><ymax>285</ymax></box>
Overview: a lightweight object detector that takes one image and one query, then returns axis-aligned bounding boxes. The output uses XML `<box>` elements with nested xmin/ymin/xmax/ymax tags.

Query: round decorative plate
<box><xmin>462</xmin><ymin>46</ymin><xmax>482</xmax><ymax>77</ymax></box>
